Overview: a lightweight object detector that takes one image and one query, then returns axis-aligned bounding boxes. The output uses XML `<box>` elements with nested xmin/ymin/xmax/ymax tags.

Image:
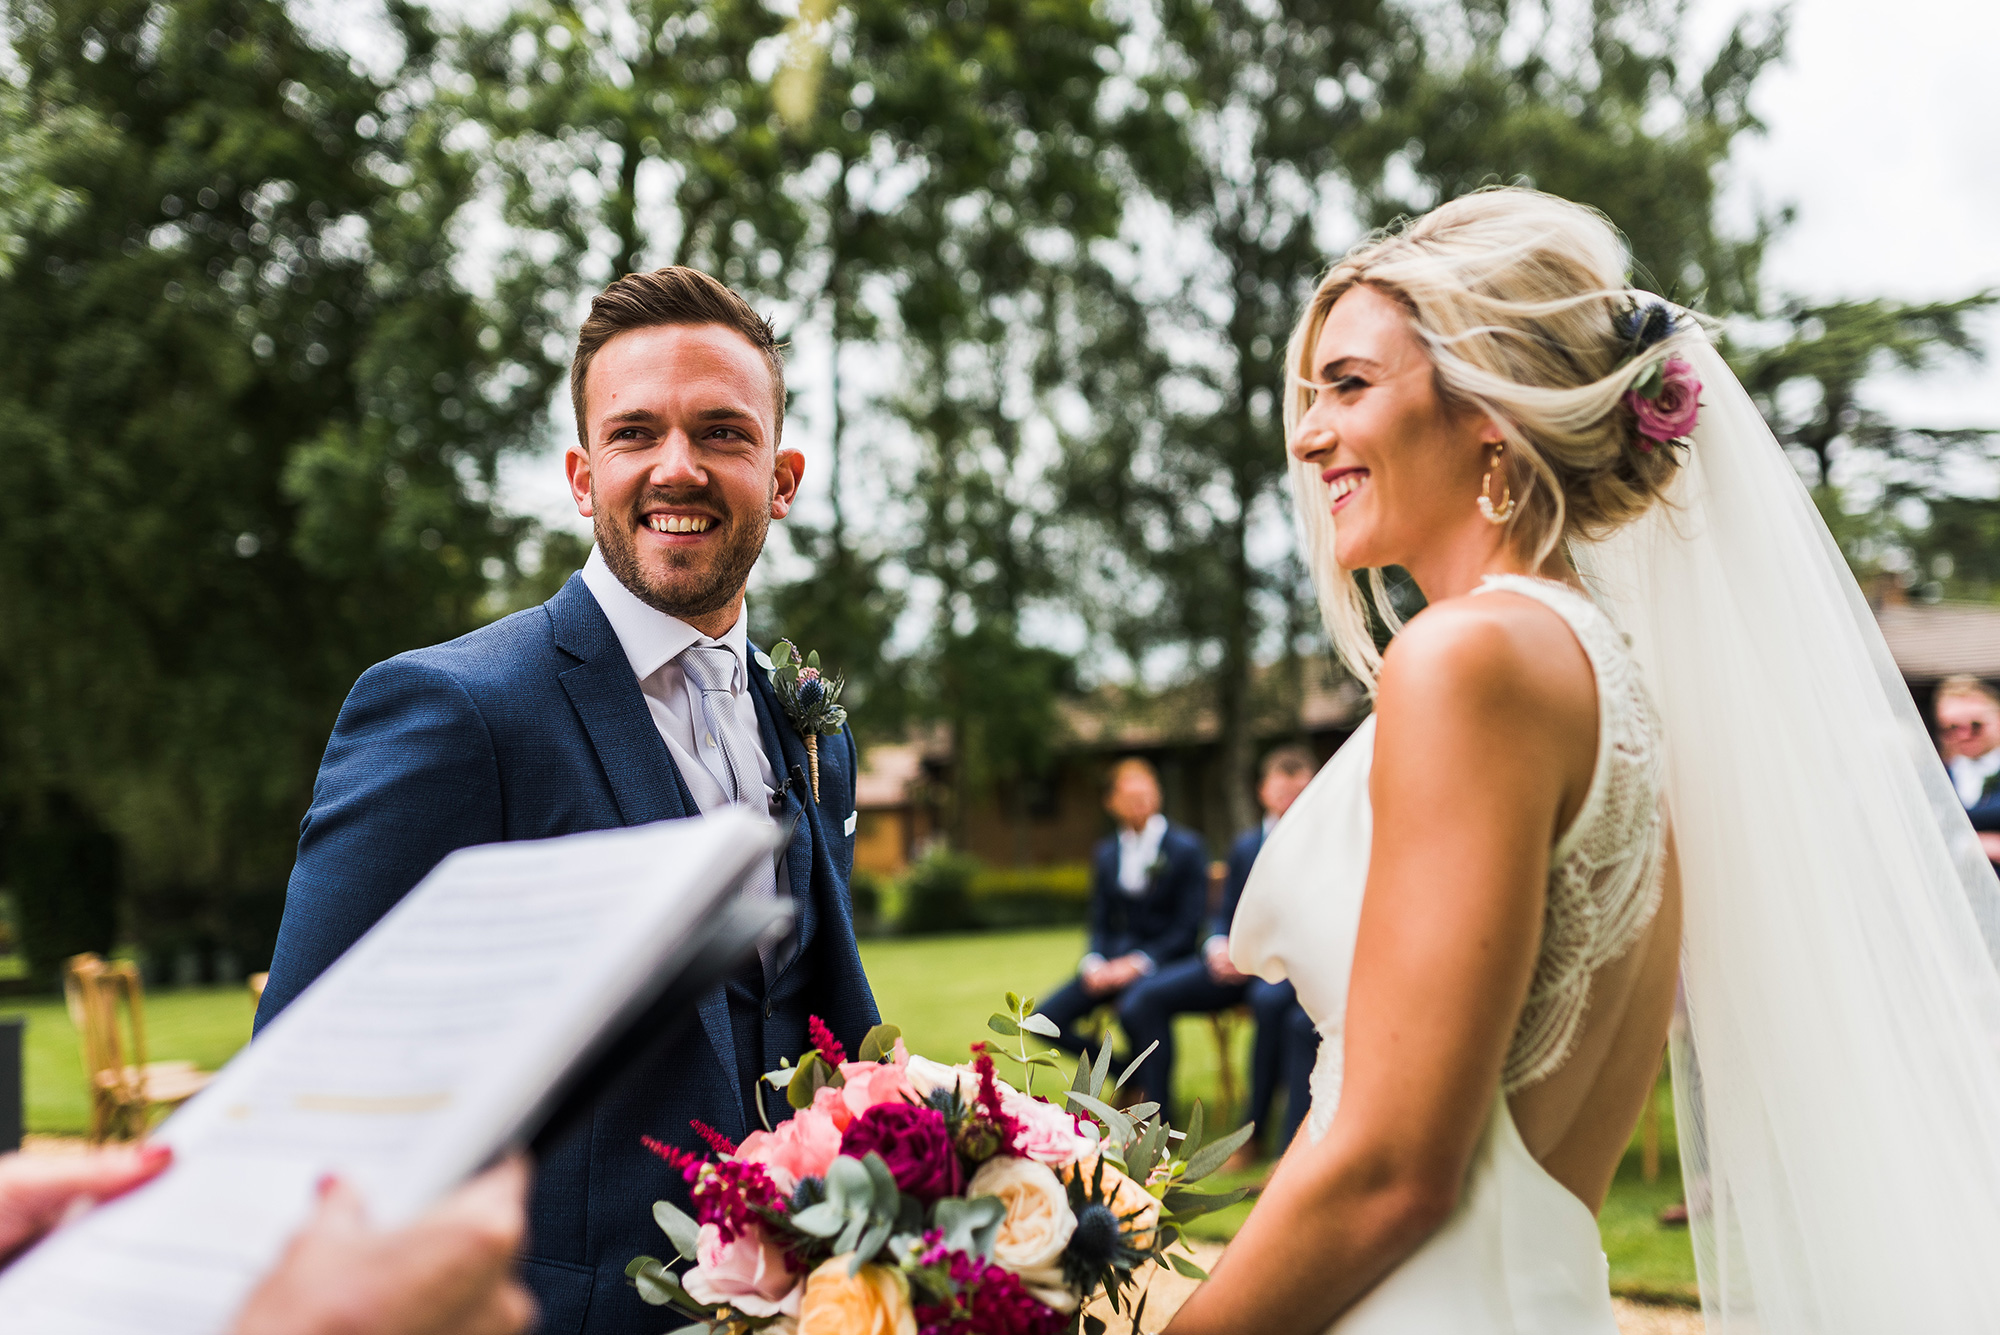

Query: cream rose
<box><xmin>796</xmin><ymin>1256</ymin><xmax>915</xmax><ymax>1335</ymax></box>
<box><xmin>968</xmin><ymin>1154</ymin><xmax>1077</xmax><ymax>1283</ymax></box>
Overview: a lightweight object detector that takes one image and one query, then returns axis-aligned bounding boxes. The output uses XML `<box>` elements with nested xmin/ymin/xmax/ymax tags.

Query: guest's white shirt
<box><xmin>581</xmin><ymin>548</ymin><xmax>785</xmax><ymax>973</ymax></box>
<box><xmin>1116</xmin><ymin>813</ymin><xmax>1169</xmax><ymax>895</ymax></box>
<box><xmin>1950</xmin><ymin>749</ymin><xmax>2000</xmax><ymax>807</ymax></box>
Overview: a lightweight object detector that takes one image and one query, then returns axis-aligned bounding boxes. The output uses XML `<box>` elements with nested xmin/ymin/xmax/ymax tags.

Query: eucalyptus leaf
<box><xmin>1024</xmin><ymin>1049</ymin><xmax>1064</xmax><ymax>1067</ymax></box>
<box><xmin>807</xmin><ymin>649</ymin><xmax>821</xmax><ymax>669</ymax></box>
<box><xmin>1117</xmin><ymin>1041</ymin><xmax>1160</xmax><ymax>1091</ymax></box>
<box><xmin>1180</xmin><ymin>1121</ymin><xmax>1257</xmax><ymax>1184</ymax></box>
<box><xmin>853</xmin><ymin>1216</ymin><xmax>893</xmax><ymax>1269</ymax></box>
<box><xmin>1181</xmin><ymin>1099</ymin><xmax>1205</xmax><ymax>1160</ymax></box>
<box><xmin>987</xmin><ymin>1013</ymin><xmax>1020</xmax><ymax>1038</ymax></box>
<box><xmin>1065</xmin><ymin>1088</ymin><xmax>1134</xmax><ymax>1146</ymax></box>
<box><xmin>861</xmin><ymin>1152</ymin><xmax>900</xmax><ymax>1216</ymax></box>
<box><xmin>836</xmin><ymin>1214</ymin><xmax>865</xmax><ymax>1256</ymax></box>
<box><xmin>1090</xmin><ymin>1038</ymin><xmax>1115</xmax><ymax>1097</ymax></box>
<box><xmin>1167</xmin><ymin>1251</ymin><xmax>1210</xmax><ymax>1280</ymax></box>
<box><xmin>1017</xmin><ymin>1012</ymin><xmax>1061</xmax><ymax>1038</ymax></box>
<box><xmin>857</xmin><ymin>1023</ymin><xmax>902</xmax><ymax>1063</ymax></box>
<box><xmin>1005</xmin><ymin>991</ymin><xmax>1020</xmax><ymax>1011</ymax></box>
<box><xmin>933</xmin><ymin>1195</ymin><xmax>1006</xmax><ymax>1255</ymax></box>
<box><xmin>1124</xmin><ymin>1101</ymin><xmax>1159</xmax><ymax>1123</ymax></box>
<box><xmin>791</xmin><ymin>1202</ymin><xmax>846</xmax><ymax>1237</ymax></box>
<box><xmin>650</xmin><ymin>1200</ymin><xmax>700</xmax><ymax>1261</ymax></box>
<box><xmin>754</xmin><ymin>651</ymin><xmax>775</xmax><ymax>671</ymax></box>
<box><xmin>1069</xmin><ymin>1052</ymin><xmax>1094</xmax><ymax>1095</ymax></box>
<box><xmin>624</xmin><ymin>1256</ymin><xmax>683</xmax><ymax>1306</ymax></box>
<box><xmin>1164</xmin><ymin>1185</ymin><xmax>1250</xmax><ymax>1217</ymax></box>
<box><xmin>826</xmin><ymin>1154</ymin><xmax>873</xmax><ymax>1203</ymax></box>
<box><xmin>772</xmin><ymin>641</ymin><xmax>793</xmax><ymax>667</ymax></box>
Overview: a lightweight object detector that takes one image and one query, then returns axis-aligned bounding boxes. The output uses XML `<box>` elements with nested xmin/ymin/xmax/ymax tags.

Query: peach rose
<box><xmin>1001</xmin><ymin>1091</ymin><xmax>1090</xmax><ymax>1168</ymax></box>
<box><xmin>796</xmin><ymin>1256</ymin><xmax>916</xmax><ymax>1335</ymax></box>
<box><xmin>966</xmin><ymin>1154</ymin><xmax>1077</xmax><ymax>1311</ymax></box>
<box><xmin>681</xmin><ymin>1222</ymin><xmax>803</xmax><ymax>1318</ymax></box>
<box><xmin>738</xmin><ymin>1108</ymin><xmax>844</xmax><ymax>1192</ymax></box>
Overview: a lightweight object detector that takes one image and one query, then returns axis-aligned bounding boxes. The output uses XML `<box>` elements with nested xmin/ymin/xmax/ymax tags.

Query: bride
<box><xmin>1166</xmin><ymin>187</ymin><xmax>2000</xmax><ymax>1334</ymax></box>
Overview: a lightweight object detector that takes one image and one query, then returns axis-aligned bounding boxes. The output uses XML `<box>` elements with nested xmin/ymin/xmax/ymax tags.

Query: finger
<box><xmin>427</xmin><ymin>1157</ymin><xmax>530</xmax><ymax>1251</ymax></box>
<box><xmin>305</xmin><ymin>1175</ymin><xmax>372</xmax><ymax>1237</ymax></box>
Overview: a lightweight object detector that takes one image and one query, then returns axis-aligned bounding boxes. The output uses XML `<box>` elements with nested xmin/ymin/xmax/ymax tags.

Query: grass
<box><xmin>2</xmin><ymin>927</ymin><xmax>1697</xmax><ymax>1299</ymax></box>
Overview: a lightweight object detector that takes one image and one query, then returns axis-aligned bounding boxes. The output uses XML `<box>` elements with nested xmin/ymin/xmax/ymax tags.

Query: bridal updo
<box><xmin>1284</xmin><ymin>186</ymin><xmax>1704</xmax><ymax>686</ymax></box>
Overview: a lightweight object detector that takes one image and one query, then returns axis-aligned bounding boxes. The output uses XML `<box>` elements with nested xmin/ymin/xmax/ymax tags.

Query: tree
<box><xmin>1737</xmin><ymin>294</ymin><xmax>1998</xmax><ymax>593</ymax></box>
<box><xmin>0</xmin><ymin>0</ymin><xmax>563</xmax><ymax>977</ymax></box>
<box><xmin>1059</xmin><ymin>0</ymin><xmax>1788</xmax><ymax>830</ymax></box>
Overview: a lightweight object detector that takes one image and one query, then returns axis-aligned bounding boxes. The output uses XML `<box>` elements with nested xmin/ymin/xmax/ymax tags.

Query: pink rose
<box><xmin>1001</xmin><ymin>1092</ymin><xmax>1090</xmax><ymax>1168</ymax></box>
<box><xmin>738</xmin><ymin>1108</ymin><xmax>844</xmax><ymax>1192</ymax></box>
<box><xmin>682</xmin><ymin>1221</ymin><xmax>803</xmax><ymax>1318</ymax></box>
<box><xmin>1625</xmin><ymin>356</ymin><xmax>1702</xmax><ymax>446</ymax></box>
<box><xmin>836</xmin><ymin>1060</ymin><xmax>915</xmax><ymax>1122</ymax></box>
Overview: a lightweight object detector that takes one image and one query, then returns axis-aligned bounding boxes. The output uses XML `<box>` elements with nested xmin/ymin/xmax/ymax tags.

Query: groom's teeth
<box><xmin>648</xmin><ymin>515</ymin><xmax>714</xmax><ymax>534</ymax></box>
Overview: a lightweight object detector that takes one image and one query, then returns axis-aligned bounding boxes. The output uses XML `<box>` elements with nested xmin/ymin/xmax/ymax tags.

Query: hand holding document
<box><xmin>0</xmin><ymin>809</ymin><xmax>783</xmax><ymax>1334</ymax></box>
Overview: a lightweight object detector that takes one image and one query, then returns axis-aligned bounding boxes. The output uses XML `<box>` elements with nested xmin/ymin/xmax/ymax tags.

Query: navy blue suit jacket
<box><xmin>1087</xmin><ymin>825</ymin><xmax>1208</xmax><ymax>967</ymax></box>
<box><xmin>1209</xmin><ymin>825</ymin><xmax>1267</xmax><ymax>941</ymax></box>
<box><xmin>257</xmin><ymin>574</ymin><xmax>879</xmax><ymax>1335</ymax></box>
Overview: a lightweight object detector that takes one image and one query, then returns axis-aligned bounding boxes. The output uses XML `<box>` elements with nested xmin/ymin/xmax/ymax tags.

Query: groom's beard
<box><xmin>595</xmin><ymin>484</ymin><xmax>770</xmax><ymax>623</ymax></box>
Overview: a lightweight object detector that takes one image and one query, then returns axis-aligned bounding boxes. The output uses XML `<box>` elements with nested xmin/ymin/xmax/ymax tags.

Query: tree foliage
<box><xmin>0</xmin><ymin>0</ymin><xmax>562</xmax><ymax>975</ymax></box>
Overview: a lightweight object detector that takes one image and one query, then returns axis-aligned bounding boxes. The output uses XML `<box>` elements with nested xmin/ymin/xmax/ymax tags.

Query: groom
<box><xmin>256</xmin><ymin>267</ymin><xmax>878</xmax><ymax>1335</ymax></box>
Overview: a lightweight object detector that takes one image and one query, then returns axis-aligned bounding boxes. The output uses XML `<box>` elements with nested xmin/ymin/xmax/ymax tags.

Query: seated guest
<box><xmin>1040</xmin><ymin>758</ymin><xmax>1208</xmax><ymax>1084</ymax></box>
<box><xmin>1938</xmin><ymin>675</ymin><xmax>2000</xmax><ymax>868</ymax></box>
<box><xmin>1119</xmin><ymin>745</ymin><xmax>1319</xmax><ymax>1123</ymax></box>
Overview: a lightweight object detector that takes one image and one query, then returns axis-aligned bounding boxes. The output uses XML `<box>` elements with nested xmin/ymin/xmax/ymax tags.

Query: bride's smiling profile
<box><xmin>1168</xmin><ymin>186</ymin><xmax>2000</xmax><ymax>1334</ymax></box>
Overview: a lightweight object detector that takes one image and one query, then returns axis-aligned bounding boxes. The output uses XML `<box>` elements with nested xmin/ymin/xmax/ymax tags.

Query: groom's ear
<box><xmin>770</xmin><ymin>447</ymin><xmax>805</xmax><ymax>520</ymax></box>
<box><xmin>565</xmin><ymin>442</ymin><xmax>595</xmax><ymax>519</ymax></box>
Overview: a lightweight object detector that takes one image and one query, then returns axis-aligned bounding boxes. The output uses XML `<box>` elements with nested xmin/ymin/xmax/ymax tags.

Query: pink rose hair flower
<box><xmin>1624</xmin><ymin>356</ymin><xmax>1702</xmax><ymax>450</ymax></box>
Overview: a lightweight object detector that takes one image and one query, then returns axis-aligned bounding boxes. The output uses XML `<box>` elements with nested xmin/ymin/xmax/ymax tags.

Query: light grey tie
<box><xmin>680</xmin><ymin>644</ymin><xmax>748</xmax><ymax>805</ymax></box>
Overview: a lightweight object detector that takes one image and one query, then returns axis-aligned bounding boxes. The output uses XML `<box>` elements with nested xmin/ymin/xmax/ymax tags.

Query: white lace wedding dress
<box><xmin>1229</xmin><ymin>575</ymin><xmax>1666</xmax><ymax>1333</ymax></box>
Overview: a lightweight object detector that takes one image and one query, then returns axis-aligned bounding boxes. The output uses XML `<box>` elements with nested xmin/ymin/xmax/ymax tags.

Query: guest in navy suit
<box><xmin>1118</xmin><ymin>746</ymin><xmax>1320</xmax><ymax>1139</ymax></box>
<box><xmin>1038</xmin><ymin>758</ymin><xmax>1208</xmax><ymax>1091</ymax></box>
<box><xmin>1938</xmin><ymin>676</ymin><xmax>2000</xmax><ymax>872</ymax></box>
<box><xmin>257</xmin><ymin>268</ymin><xmax>877</xmax><ymax>1335</ymax></box>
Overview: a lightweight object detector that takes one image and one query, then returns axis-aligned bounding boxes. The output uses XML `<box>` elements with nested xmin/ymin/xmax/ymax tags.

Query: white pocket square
<box><xmin>843</xmin><ymin>810</ymin><xmax>858</xmax><ymax>836</ymax></box>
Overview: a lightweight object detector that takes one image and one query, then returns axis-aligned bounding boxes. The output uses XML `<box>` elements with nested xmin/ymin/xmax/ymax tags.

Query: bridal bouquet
<box><xmin>627</xmin><ymin>993</ymin><xmax>1251</xmax><ymax>1335</ymax></box>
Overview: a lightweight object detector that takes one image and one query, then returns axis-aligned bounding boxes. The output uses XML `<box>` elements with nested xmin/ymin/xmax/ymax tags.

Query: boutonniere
<box><xmin>755</xmin><ymin>639</ymin><xmax>847</xmax><ymax>800</ymax></box>
<box><xmin>1147</xmin><ymin>853</ymin><xmax>1168</xmax><ymax>883</ymax></box>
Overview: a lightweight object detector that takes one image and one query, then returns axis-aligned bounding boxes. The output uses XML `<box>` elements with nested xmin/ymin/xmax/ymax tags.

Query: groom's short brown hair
<box><xmin>569</xmin><ymin>266</ymin><xmax>785</xmax><ymax>447</ymax></box>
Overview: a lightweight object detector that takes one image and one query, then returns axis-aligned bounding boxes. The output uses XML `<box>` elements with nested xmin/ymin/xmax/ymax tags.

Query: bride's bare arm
<box><xmin>1167</xmin><ymin>596</ymin><xmax>1596</xmax><ymax>1335</ymax></box>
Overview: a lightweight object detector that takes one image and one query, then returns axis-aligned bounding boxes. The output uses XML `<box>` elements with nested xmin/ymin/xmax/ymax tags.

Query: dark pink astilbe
<box><xmin>689</xmin><ymin>1159</ymin><xmax>788</xmax><ymax>1245</ymax></box>
<box><xmin>690</xmin><ymin>1119</ymin><xmax>738</xmax><ymax>1156</ymax></box>
<box><xmin>641</xmin><ymin>1135</ymin><xmax>701</xmax><ymax>1176</ymax></box>
<box><xmin>971</xmin><ymin>1046</ymin><xmax>1023</xmax><ymax>1149</ymax></box>
<box><xmin>809</xmin><ymin>1014</ymin><xmax>848</xmax><ymax>1066</ymax></box>
<box><xmin>911</xmin><ymin>1232</ymin><xmax>1065</xmax><ymax>1335</ymax></box>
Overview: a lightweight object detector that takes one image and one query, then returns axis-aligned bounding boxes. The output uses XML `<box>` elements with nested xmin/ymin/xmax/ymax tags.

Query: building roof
<box><xmin>1875</xmin><ymin>601</ymin><xmax>2000</xmax><ymax>681</ymax></box>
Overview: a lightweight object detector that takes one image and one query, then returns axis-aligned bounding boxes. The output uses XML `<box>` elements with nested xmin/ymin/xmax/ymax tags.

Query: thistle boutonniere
<box><xmin>755</xmin><ymin>639</ymin><xmax>847</xmax><ymax>800</ymax></box>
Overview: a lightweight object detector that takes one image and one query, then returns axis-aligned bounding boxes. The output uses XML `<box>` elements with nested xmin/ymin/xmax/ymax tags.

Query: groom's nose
<box><xmin>645</xmin><ymin>428</ymin><xmax>707</xmax><ymax>489</ymax></box>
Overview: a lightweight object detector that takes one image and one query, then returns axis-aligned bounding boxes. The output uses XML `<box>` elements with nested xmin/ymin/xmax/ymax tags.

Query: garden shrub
<box><xmin>969</xmin><ymin>863</ymin><xmax>1092</xmax><ymax>928</ymax></box>
<box><xmin>896</xmin><ymin>848</ymin><xmax>981</xmax><ymax>934</ymax></box>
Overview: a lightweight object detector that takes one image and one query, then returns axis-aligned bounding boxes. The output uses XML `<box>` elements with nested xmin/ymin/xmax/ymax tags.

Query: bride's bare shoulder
<box><xmin>1376</xmin><ymin>590</ymin><xmax>1596</xmax><ymax>739</ymax></box>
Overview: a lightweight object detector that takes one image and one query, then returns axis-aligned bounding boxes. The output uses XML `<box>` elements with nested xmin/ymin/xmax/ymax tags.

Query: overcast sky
<box><xmin>441</xmin><ymin>0</ymin><xmax>2000</xmax><ymax>538</ymax></box>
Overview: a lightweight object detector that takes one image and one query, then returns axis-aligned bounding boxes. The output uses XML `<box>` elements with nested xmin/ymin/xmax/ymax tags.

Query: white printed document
<box><xmin>0</xmin><ymin>809</ymin><xmax>782</xmax><ymax>1334</ymax></box>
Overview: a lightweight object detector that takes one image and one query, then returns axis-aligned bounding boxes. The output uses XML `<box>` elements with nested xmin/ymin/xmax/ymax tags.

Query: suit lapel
<box><xmin>748</xmin><ymin>649</ymin><xmax>822</xmax><ymax>968</ymax></box>
<box><xmin>545</xmin><ymin>575</ymin><xmax>740</xmax><ymax>1128</ymax></box>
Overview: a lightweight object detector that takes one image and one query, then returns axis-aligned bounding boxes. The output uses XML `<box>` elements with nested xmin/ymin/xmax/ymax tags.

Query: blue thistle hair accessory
<box><xmin>1612</xmin><ymin>298</ymin><xmax>1677</xmax><ymax>363</ymax></box>
<box><xmin>755</xmin><ymin>639</ymin><xmax>847</xmax><ymax>800</ymax></box>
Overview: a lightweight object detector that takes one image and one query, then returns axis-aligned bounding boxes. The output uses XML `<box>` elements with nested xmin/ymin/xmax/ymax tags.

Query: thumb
<box><xmin>305</xmin><ymin>1175</ymin><xmax>371</xmax><ymax>1238</ymax></box>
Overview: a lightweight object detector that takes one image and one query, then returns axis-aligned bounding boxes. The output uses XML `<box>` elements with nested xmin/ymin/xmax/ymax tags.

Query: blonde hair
<box><xmin>1284</xmin><ymin>187</ymin><xmax>1703</xmax><ymax>687</ymax></box>
<box><xmin>1937</xmin><ymin>675</ymin><xmax>2000</xmax><ymax>712</ymax></box>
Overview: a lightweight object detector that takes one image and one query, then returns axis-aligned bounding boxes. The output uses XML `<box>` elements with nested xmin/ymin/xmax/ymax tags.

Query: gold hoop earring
<box><xmin>1477</xmin><ymin>443</ymin><xmax>1515</xmax><ymax>525</ymax></box>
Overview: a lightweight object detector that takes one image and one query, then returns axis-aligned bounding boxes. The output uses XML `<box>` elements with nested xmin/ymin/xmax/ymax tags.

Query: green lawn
<box><xmin>3</xmin><ymin>927</ymin><xmax>1696</xmax><ymax>1299</ymax></box>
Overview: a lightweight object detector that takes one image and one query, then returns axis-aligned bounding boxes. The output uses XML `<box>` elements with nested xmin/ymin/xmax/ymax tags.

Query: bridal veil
<box><xmin>1573</xmin><ymin>328</ymin><xmax>2000</xmax><ymax>1331</ymax></box>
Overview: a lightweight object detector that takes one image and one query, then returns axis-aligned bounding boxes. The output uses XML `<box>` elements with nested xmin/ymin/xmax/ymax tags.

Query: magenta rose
<box><xmin>839</xmin><ymin>1102</ymin><xmax>963</xmax><ymax>1203</ymax></box>
<box><xmin>1624</xmin><ymin>356</ymin><xmax>1702</xmax><ymax>447</ymax></box>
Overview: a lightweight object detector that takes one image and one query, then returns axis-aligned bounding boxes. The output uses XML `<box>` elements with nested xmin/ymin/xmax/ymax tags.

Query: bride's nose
<box><xmin>1290</xmin><ymin>410</ymin><xmax>1337</xmax><ymax>463</ymax></box>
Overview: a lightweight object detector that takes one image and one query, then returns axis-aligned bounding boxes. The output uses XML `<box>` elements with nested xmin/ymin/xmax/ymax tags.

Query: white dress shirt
<box><xmin>581</xmin><ymin>548</ymin><xmax>786</xmax><ymax>973</ymax></box>
<box><xmin>1116</xmin><ymin>813</ymin><xmax>1169</xmax><ymax>895</ymax></box>
<box><xmin>1951</xmin><ymin>749</ymin><xmax>2000</xmax><ymax>808</ymax></box>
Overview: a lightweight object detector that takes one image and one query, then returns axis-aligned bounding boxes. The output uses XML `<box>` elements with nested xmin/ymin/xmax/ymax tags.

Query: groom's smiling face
<box><xmin>567</xmin><ymin>323</ymin><xmax>803</xmax><ymax>637</ymax></box>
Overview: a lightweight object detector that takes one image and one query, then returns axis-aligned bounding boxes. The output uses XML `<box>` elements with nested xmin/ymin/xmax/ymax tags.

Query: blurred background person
<box><xmin>1039</xmin><ymin>758</ymin><xmax>1208</xmax><ymax>1089</ymax></box>
<box><xmin>0</xmin><ymin>1145</ymin><xmax>533</xmax><ymax>1335</ymax></box>
<box><xmin>1118</xmin><ymin>746</ymin><xmax>1321</xmax><ymax>1130</ymax></box>
<box><xmin>1936</xmin><ymin>675</ymin><xmax>2000</xmax><ymax>868</ymax></box>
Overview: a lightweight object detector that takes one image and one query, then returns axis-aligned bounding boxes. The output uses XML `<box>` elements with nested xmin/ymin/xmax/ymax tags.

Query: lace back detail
<box><xmin>1476</xmin><ymin>576</ymin><xmax>1668</xmax><ymax>1093</ymax></box>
